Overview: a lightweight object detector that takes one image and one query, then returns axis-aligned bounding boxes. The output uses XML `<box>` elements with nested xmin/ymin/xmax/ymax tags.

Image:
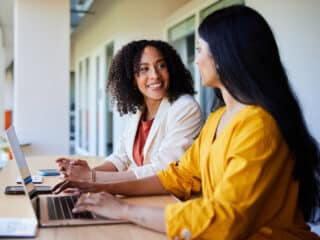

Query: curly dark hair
<box><xmin>107</xmin><ymin>40</ymin><xmax>195</xmax><ymax>115</ymax></box>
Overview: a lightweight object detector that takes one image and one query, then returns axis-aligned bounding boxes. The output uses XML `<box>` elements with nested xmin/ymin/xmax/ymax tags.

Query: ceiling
<box><xmin>71</xmin><ymin>0</ymin><xmax>94</xmax><ymax>32</ymax></box>
<box><xmin>0</xmin><ymin>0</ymin><xmax>94</xmax><ymax>69</ymax></box>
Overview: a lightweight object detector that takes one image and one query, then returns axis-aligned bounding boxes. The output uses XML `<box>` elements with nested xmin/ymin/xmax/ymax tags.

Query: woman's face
<box><xmin>195</xmin><ymin>37</ymin><xmax>221</xmax><ymax>88</ymax></box>
<box><xmin>134</xmin><ymin>46</ymin><xmax>170</xmax><ymax>104</ymax></box>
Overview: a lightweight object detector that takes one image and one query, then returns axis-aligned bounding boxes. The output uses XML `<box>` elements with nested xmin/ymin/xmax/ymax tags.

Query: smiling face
<box><xmin>134</xmin><ymin>46</ymin><xmax>170</xmax><ymax>106</ymax></box>
<box><xmin>195</xmin><ymin>37</ymin><xmax>221</xmax><ymax>88</ymax></box>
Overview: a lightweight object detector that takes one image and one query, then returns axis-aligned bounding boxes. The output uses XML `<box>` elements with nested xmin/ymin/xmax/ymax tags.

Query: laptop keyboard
<box><xmin>47</xmin><ymin>195</ymin><xmax>94</xmax><ymax>220</ymax></box>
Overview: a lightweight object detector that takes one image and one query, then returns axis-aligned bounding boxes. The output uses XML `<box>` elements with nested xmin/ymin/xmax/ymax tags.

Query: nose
<box><xmin>149</xmin><ymin>67</ymin><xmax>159</xmax><ymax>79</ymax></box>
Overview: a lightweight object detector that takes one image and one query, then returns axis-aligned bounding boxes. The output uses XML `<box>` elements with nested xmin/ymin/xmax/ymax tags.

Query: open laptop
<box><xmin>5</xmin><ymin>125</ymin><xmax>128</xmax><ymax>227</ymax></box>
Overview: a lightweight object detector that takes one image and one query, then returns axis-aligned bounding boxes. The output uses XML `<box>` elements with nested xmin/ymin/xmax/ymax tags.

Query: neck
<box><xmin>143</xmin><ymin>98</ymin><xmax>162</xmax><ymax>121</ymax></box>
<box><xmin>220</xmin><ymin>87</ymin><xmax>246</xmax><ymax>114</ymax></box>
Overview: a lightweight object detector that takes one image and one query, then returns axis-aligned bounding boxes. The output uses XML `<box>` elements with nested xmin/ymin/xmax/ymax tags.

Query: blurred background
<box><xmin>0</xmin><ymin>0</ymin><xmax>319</xmax><ymax>158</ymax></box>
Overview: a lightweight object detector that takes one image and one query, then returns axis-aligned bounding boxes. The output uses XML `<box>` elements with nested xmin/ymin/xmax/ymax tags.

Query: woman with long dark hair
<box><xmin>53</xmin><ymin>6</ymin><xmax>320</xmax><ymax>239</ymax></box>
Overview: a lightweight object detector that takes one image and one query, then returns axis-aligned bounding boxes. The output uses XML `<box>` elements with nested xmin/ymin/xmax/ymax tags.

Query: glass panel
<box><xmin>96</xmin><ymin>56</ymin><xmax>100</xmax><ymax>155</ymax></box>
<box><xmin>78</xmin><ymin>62</ymin><xmax>82</xmax><ymax>148</ymax></box>
<box><xmin>168</xmin><ymin>16</ymin><xmax>196</xmax><ymax>79</ymax></box>
<box><xmin>84</xmin><ymin>58</ymin><xmax>90</xmax><ymax>151</ymax></box>
<box><xmin>168</xmin><ymin>16</ymin><xmax>195</xmax><ymax>43</ymax></box>
<box><xmin>70</xmin><ymin>72</ymin><xmax>75</xmax><ymax>153</ymax></box>
<box><xmin>105</xmin><ymin>43</ymin><xmax>114</xmax><ymax>155</ymax></box>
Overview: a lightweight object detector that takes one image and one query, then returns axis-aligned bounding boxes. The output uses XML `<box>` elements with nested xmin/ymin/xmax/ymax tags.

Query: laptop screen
<box><xmin>5</xmin><ymin>126</ymin><xmax>38</xmax><ymax>201</ymax></box>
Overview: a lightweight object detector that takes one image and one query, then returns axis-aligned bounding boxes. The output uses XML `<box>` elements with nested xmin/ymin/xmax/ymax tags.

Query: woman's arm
<box><xmin>126</xmin><ymin>204</ymin><xmax>165</xmax><ymax>233</ymax></box>
<box><xmin>94</xmin><ymin>170</ymin><xmax>137</xmax><ymax>182</ymax></box>
<box><xmin>73</xmin><ymin>192</ymin><xmax>166</xmax><ymax>233</ymax></box>
<box><xmin>57</xmin><ymin>159</ymin><xmax>119</xmax><ymax>181</ymax></box>
<box><xmin>53</xmin><ymin>175</ymin><xmax>168</xmax><ymax>233</ymax></box>
<box><xmin>93</xmin><ymin>161</ymin><xmax>118</xmax><ymax>172</ymax></box>
<box><xmin>56</xmin><ymin>158</ymin><xmax>118</xmax><ymax>179</ymax></box>
<box><xmin>52</xmin><ymin>175</ymin><xmax>168</xmax><ymax>196</ymax></box>
<box><xmin>61</xmin><ymin>160</ymin><xmax>138</xmax><ymax>182</ymax></box>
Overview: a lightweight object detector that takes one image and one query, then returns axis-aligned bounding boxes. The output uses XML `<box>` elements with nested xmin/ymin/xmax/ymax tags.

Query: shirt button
<box><xmin>181</xmin><ymin>228</ymin><xmax>191</xmax><ymax>240</ymax></box>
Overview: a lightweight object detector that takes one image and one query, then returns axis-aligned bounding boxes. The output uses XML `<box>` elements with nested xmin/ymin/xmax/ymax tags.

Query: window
<box><xmin>168</xmin><ymin>16</ymin><xmax>196</xmax><ymax>79</ymax></box>
<box><xmin>167</xmin><ymin>0</ymin><xmax>244</xmax><ymax>120</ymax></box>
<box><xmin>70</xmin><ymin>72</ymin><xmax>75</xmax><ymax>153</ymax></box>
<box><xmin>104</xmin><ymin>43</ymin><xmax>114</xmax><ymax>155</ymax></box>
<box><xmin>75</xmin><ymin>42</ymin><xmax>114</xmax><ymax>156</ymax></box>
<box><xmin>95</xmin><ymin>56</ymin><xmax>100</xmax><ymax>154</ymax></box>
<box><xmin>77</xmin><ymin>58</ymin><xmax>90</xmax><ymax>153</ymax></box>
<box><xmin>84</xmin><ymin>58</ymin><xmax>90</xmax><ymax>151</ymax></box>
<box><xmin>78</xmin><ymin>62</ymin><xmax>83</xmax><ymax>148</ymax></box>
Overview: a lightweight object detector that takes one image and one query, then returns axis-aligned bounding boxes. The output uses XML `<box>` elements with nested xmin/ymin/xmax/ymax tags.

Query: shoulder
<box><xmin>235</xmin><ymin>105</ymin><xmax>282</xmax><ymax>141</ymax></box>
<box><xmin>122</xmin><ymin>110</ymin><xmax>142</xmax><ymax>129</ymax></box>
<box><xmin>166</xmin><ymin>94</ymin><xmax>202</xmax><ymax>122</ymax></box>
<box><xmin>239</xmin><ymin>106</ymin><xmax>278</xmax><ymax>129</ymax></box>
<box><xmin>200</xmin><ymin>107</ymin><xmax>225</xmax><ymax>131</ymax></box>
<box><xmin>205</xmin><ymin>106</ymin><xmax>226</xmax><ymax>123</ymax></box>
<box><xmin>170</xmin><ymin>94</ymin><xmax>200</xmax><ymax>110</ymax></box>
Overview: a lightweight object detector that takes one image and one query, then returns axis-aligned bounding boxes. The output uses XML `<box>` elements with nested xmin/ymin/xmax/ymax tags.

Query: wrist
<box><xmin>120</xmin><ymin>202</ymin><xmax>130</xmax><ymax>221</ymax></box>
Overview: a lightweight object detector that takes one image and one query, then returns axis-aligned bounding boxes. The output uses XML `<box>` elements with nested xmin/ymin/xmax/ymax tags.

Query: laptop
<box><xmin>5</xmin><ymin>125</ymin><xmax>128</xmax><ymax>228</ymax></box>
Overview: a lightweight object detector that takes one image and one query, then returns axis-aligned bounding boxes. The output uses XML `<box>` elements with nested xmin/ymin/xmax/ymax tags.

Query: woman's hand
<box><xmin>73</xmin><ymin>192</ymin><xmax>166</xmax><ymax>233</ymax></box>
<box><xmin>67</xmin><ymin>160</ymin><xmax>92</xmax><ymax>181</ymax></box>
<box><xmin>56</xmin><ymin>157</ymin><xmax>73</xmax><ymax>173</ymax></box>
<box><xmin>56</xmin><ymin>158</ymin><xmax>91</xmax><ymax>181</ymax></box>
<box><xmin>73</xmin><ymin>192</ymin><xmax>128</xmax><ymax>220</ymax></box>
<box><xmin>52</xmin><ymin>179</ymin><xmax>106</xmax><ymax>194</ymax></box>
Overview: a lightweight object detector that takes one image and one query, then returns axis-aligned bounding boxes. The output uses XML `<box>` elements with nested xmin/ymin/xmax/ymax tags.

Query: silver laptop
<box><xmin>5</xmin><ymin>125</ymin><xmax>127</xmax><ymax>227</ymax></box>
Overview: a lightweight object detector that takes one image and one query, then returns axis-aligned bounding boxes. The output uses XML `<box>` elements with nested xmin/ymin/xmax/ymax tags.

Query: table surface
<box><xmin>0</xmin><ymin>156</ymin><xmax>175</xmax><ymax>239</ymax></box>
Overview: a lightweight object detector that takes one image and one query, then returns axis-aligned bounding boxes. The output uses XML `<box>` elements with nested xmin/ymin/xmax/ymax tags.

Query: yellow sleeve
<box><xmin>165</xmin><ymin>111</ymin><xmax>291</xmax><ymax>239</ymax></box>
<box><xmin>157</xmin><ymin>109</ymin><xmax>224</xmax><ymax>200</ymax></box>
<box><xmin>157</xmin><ymin>135</ymin><xmax>202</xmax><ymax>200</ymax></box>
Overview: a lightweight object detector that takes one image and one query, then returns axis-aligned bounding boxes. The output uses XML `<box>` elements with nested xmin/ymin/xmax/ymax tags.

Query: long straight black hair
<box><xmin>198</xmin><ymin>5</ymin><xmax>320</xmax><ymax>222</ymax></box>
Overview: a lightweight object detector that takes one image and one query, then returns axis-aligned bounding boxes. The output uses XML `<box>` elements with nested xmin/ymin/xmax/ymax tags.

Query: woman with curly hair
<box><xmin>54</xmin><ymin>6</ymin><xmax>320</xmax><ymax>239</ymax></box>
<box><xmin>56</xmin><ymin>40</ymin><xmax>202</xmax><ymax>182</ymax></box>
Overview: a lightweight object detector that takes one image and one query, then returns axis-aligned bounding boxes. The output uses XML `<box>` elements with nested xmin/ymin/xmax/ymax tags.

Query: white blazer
<box><xmin>105</xmin><ymin>94</ymin><xmax>203</xmax><ymax>178</ymax></box>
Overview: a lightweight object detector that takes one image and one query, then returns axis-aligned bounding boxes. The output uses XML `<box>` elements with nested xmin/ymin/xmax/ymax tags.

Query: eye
<box><xmin>196</xmin><ymin>47</ymin><xmax>201</xmax><ymax>53</ymax></box>
<box><xmin>157</xmin><ymin>61</ymin><xmax>167</xmax><ymax>70</ymax></box>
<box><xmin>139</xmin><ymin>66</ymin><xmax>149</xmax><ymax>73</ymax></box>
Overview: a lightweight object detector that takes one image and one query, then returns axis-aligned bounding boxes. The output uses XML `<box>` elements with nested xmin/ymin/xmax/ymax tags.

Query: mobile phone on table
<box><xmin>37</xmin><ymin>168</ymin><xmax>60</xmax><ymax>176</ymax></box>
<box><xmin>5</xmin><ymin>185</ymin><xmax>52</xmax><ymax>195</ymax></box>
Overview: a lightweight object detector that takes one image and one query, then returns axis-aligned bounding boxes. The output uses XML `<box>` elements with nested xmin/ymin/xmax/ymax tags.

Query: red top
<box><xmin>133</xmin><ymin>118</ymin><xmax>154</xmax><ymax>166</ymax></box>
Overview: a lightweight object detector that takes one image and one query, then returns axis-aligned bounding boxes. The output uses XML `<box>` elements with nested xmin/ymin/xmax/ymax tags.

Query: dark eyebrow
<box><xmin>139</xmin><ymin>58</ymin><xmax>165</xmax><ymax>66</ymax></box>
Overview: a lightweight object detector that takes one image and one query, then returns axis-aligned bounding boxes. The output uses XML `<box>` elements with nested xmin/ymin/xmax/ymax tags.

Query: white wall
<box><xmin>14</xmin><ymin>0</ymin><xmax>70</xmax><ymax>155</ymax></box>
<box><xmin>4</xmin><ymin>71</ymin><xmax>13</xmax><ymax>110</ymax></box>
<box><xmin>0</xmin><ymin>26</ymin><xmax>5</xmax><ymax>131</ymax></box>
<box><xmin>247</xmin><ymin>0</ymin><xmax>320</xmax><ymax>142</ymax></box>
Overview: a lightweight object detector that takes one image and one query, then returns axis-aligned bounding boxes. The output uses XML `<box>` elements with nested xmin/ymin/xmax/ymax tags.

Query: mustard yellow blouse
<box><xmin>157</xmin><ymin>106</ymin><xmax>319</xmax><ymax>240</ymax></box>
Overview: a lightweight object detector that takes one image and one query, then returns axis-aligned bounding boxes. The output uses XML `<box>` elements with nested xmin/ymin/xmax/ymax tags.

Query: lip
<box><xmin>147</xmin><ymin>82</ymin><xmax>163</xmax><ymax>89</ymax></box>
